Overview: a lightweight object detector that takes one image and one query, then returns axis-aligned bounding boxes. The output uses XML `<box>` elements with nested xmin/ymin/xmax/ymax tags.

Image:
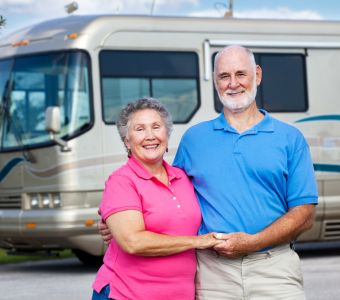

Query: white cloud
<box><xmin>2</xmin><ymin>2</ymin><xmax>322</xmax><ymax>21</ymax></box>
<box><xmin>0</xmin><ymin>2</ymin><xmax>325</xmax><ymax>36</ymax></box>
<box><xmin>0</xmin><ymin>0</ymin><xmax>34</xmax><ymax>5</ymax></box>
<box><xmin>0</xmin><ymin>0</ymin><xmax>200</xmax><ymax>35</ymax></box>
<box><xmin>189</xmin><ymin>7</ymin><xmax>323</xmax><ymax>20</ymax></box>
<box><xmin>0</xmin><ymin>0</ymin><xmax>199</xmax><ymax>16</ymax></box>
<box><xmin>235</xmin><ymin>7</ymin><xmax>323</xmax><ymax>20</ymax></box>
<box><xmin>79</xmin><ymin>0</ymin><xmax>199</xmax><ymax>15</ymax></box>
<box><xmin>188</xmin><ymin>9</ymin><xmax>221</xmax><ymax>17</ymax></box>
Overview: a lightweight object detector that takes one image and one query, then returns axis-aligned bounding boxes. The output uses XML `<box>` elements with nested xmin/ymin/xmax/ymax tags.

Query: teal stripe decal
<box><xmin>314</xmin><ymin>163</ymin><xmax>340</xmax><ymax>173</ymax></box>
<box><xmin>295</xmin><ymin>115</ymin><xmax>340</xmax><ymax>123</ymax></box>
<box><xmin>0</xmin><ymin>157</ymin><xmax>25</xmax><ymax>182</ymax></box>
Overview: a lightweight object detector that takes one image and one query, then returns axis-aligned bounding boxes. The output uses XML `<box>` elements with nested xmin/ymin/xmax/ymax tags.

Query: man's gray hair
<box><xmin>117</xmin><ymin>97</ymin><xmax>173</xmax><ymax>145</ymax></box>
<box><xmin>214</xmin><ymin>45</ymin><xmax>256</xmax><ymax>74</ymax></box>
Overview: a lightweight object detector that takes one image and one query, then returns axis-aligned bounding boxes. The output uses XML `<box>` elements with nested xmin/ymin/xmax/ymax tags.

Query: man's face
<box><xmin>214</xmin><ymin>48</ymin><xmax>261</xmax><ymax>113</ymax></box>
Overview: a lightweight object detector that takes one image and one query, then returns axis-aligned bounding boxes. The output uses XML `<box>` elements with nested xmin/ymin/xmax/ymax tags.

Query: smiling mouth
<box><xmin>143</xmin><ymin>144</ymin><xmax>159</xmax><ymax>149</ymax></box>
<box><xmin>226</xmin><ymin>90</ymin><xmax>245</xmax><ymax>96</ymax></box>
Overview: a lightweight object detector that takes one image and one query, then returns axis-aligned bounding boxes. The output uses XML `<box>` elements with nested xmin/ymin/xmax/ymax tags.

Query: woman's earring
<box><xmin>127</xmin><ymin>148</ymin><xmax>132</xmax><ymax>157</ymax></box>
<box><xmin>166</xmin><ymin>147</ymin><xmax>168</xmax><ymax>153</ymax></box>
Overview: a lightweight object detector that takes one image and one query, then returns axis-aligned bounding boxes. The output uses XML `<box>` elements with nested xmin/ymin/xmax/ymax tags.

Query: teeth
<box><xmin>144</xmin><ymin>145</ymin><xmax>158</xmax><ymax>149</ymax></box>
<box><xmin>226</xmin><ymin>90</ymin><xmax>244</xmax><ymax>95</ymax></box>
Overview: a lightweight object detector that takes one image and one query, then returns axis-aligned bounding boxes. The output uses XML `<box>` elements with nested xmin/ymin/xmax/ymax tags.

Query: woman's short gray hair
<box><xmin>117</xmin><ymin>97</ymin><xmax>173</xmax><ymax>145</ymax></box>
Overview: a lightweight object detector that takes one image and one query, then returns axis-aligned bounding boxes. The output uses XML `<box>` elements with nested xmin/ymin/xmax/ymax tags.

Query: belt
<box><xmin>207</xmin><ymin>243</ymin><xmax>292</xmax><ymax>259</ymax></box>
<box><xmin>245</xmin><ymin>244</ymin><xmax>291</xmax><ymax>259</ymax></box>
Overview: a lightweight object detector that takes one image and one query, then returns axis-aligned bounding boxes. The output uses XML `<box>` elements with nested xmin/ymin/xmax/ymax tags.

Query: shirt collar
<box><xmin>255</xmin><ymin>109</ymin><xmax>274</xmax><ymax>133</ymax></box>
<box><xmin>213</xmin><ymin>109</ymin><xmax>274</xmax><ymax>133</ymax></box>
<box><xmin>127</xmin><ymin>156</ymin><xmax>182</xmax><ymax>181</ymax></box>
<box><xmin>212</xmin><ymin>112</ymin><xmax>234</xmax><ymax>132</ymax></box>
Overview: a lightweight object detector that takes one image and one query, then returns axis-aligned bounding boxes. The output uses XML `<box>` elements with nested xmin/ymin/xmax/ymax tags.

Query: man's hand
<box><xmin>212</xmin><ymin>205</ymin><xmax>315</xmax><ymax>258</ymax></box>
<box><xmin>213</xmin><ymin>232</ymin><xmax>259</xmax><ymax>258</ymax></box>
<box><xmin>98</xmin><ymin>220</ymin><xmax>113</xmax><ymax>245</ymax></box>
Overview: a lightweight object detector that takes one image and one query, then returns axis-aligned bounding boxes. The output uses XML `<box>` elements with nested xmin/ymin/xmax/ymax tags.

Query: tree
<box><xmin>0</xmin><ymin>15</ymin><xmax>5</xmax><ymax>28</ymax></box>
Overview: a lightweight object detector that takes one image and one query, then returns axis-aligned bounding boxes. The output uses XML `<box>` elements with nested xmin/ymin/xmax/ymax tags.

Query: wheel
<box><xmin>73</xmin><ymin>249</ymin><xmax>103</xmax><ymax>267</ymax></box>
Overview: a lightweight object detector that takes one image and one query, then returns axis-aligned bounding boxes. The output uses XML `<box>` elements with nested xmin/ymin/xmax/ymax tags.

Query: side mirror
<box><xmin>45</xmin><ymin>106</ymin><xmax>71</xmax><ymax>152</ymax></box>
<box><xmin>45</xmin><ymin>106</ymin><xmax>61</xmax><ymax>133</ymax></box>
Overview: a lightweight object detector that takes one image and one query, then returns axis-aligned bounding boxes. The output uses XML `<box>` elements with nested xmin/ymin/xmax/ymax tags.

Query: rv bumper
<box><xmin>0</xmin><ymin>207</ymin><xmax>105</xmax><ymax>256</ymax></box>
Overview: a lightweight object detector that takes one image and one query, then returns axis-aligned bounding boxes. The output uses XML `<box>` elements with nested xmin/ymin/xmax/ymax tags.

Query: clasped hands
<box><xmin>213</xmin><ymin>232</ymin><xmax>259</xmax><ymax>258</ymax></box>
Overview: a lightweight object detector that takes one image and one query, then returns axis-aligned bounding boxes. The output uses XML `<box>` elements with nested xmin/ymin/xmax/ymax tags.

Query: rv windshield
<box><xmin>0</xmin><ymin>51</ymin><xmax>92</xmax><ymax>151</ymax></box>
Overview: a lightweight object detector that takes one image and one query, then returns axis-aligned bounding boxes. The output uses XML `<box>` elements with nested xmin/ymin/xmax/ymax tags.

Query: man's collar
<box><xmin>212</xmin><ymin>109</ymin><xmax>274</xmax><ymax>133</ymax></box>
<box><xmin>255</xmin><ymin>109</ymin><xmax>274</xmax><ymax>133</ymax></box>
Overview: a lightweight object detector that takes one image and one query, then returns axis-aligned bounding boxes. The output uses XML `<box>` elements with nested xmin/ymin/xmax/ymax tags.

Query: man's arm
<box><xmin>213</xmin><ymin>204</ymin><xmax>315</xmax><ymax>258</ymax></box>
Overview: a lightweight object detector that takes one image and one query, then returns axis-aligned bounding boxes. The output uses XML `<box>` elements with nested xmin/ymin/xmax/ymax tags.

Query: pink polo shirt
<box><xmin>92</xmin><ymin>157</ymin><xmax>202</xmax><ymax>300</ymax></box>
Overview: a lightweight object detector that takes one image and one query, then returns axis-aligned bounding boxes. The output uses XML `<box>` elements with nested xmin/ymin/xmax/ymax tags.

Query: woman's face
<box><xmin>125</xmin><ymin>109</ymin><xmax>168</xmax><ymax>167</ymax></box>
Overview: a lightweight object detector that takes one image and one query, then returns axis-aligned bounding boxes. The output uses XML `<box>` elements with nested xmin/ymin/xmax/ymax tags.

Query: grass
<box><xmin>0</xmin><ymin>248</ymin><xmax>74</xmax><ymax>265</ymax></box>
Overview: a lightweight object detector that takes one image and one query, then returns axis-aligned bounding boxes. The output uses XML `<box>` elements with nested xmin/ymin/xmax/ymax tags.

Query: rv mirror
<box><xmin>45</xmin><ymin>106</ymin><xmax>60</xmax><ymax>133</ymax></box>
<box><xmin>45</xmin><ymin>106</ymin><xmax>70</xmax><ymax>151</ymax></box>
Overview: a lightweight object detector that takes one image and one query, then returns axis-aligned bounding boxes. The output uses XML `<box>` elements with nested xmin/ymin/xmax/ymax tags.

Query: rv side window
<box><xmin>213</xmin><ymin>52</ymin><xmax>308</xmax><ymax>113</ymax></box>
<box><xmin>100</xmin><ymin>51</ymin><xmax>200</xmax><ymax>124</ymax></box>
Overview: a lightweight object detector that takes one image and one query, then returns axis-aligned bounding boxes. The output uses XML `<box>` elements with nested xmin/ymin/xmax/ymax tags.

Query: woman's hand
<box><xmin>195</xmin><ymin>232</ymin><xmax>225</xmax><ymax>250</ymax></box>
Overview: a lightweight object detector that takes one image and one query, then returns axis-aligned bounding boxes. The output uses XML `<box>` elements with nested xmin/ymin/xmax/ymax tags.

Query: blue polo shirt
<box><xmin>173</xmin><ymin>110</ymin><xmax>318</xmax><ymax>235</ymax></box>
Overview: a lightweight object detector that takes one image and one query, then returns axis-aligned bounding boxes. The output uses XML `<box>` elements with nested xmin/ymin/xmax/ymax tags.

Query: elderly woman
<box><xmin>92</xmin><ymin>98</ymin><xmax>221</xmax><ymax>300</ymax></box>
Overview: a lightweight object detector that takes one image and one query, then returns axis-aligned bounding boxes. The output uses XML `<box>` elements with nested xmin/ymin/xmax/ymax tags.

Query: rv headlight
<box><xmin>26</xmin><ymin>193</ymin><xmax>63</xmax><ymax>209</ymax></box>
<box><xmin>52</xmin><ymin>193</ymin><xmax>62</xmax><ymax>208</ymax></box>
<box><xmin>42</xmin><ymin>194</ymin><xmax>50</xmax><ymax>208</ymax></box>
<box><xmin>30</xmin><ymin>194</ymin><xmax>39</xmax><ymax>208</ymax></box>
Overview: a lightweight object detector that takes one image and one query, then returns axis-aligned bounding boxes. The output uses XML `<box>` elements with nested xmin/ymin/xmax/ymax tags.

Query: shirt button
<box><xmin>173</xmin><ymin>196</ymin><xmax>177</xmax><ymax>200</ymax></box>
<box><xmin>177</xmin><ymin>204</ymin><xmax>181</xmax><ymax>208</ymax></box>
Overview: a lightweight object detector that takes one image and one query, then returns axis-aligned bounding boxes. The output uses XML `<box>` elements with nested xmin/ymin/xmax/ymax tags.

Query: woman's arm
<box><xmin>106</xmin><ymin>210</ymin><xmax>221</xmax><ymax>256</ymax></box>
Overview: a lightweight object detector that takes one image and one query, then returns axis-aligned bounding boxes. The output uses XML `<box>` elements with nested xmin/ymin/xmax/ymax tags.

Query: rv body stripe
<box><xmin>1</xmin><ymin>152</ymin><xmax>340</xmax><ymax>183</ymax></box>
<box><xmin>0</xmin><ymin>157</ymin><xmax>25</xmax><ymax>182</ymax></box>
<box><xmin>26</xmin><ymin>148</ymin><xmax>176</xmax><ymax>179</ymax></box>
<box><xmin>314</xmin><ymin>164</ymin><xmax>340</xmax><ymax>173</ymax></box>
<box><xmin>295</xmin><ymin>115</ymin><xmax>340</xmax><ymax>123</ymax></box>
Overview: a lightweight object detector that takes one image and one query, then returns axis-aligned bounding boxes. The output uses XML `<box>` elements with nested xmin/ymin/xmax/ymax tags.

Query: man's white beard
<box><xmin>218</xmin><ymin>80</ymin><xmax>257</xmax><ymax>113</ymax></box>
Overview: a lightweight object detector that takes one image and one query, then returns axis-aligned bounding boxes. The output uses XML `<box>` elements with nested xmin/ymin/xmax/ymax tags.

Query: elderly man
<box><xmin>173</xmin><ymin>45</ymin><xmax>318</xmax><ymax>299</ymax></box>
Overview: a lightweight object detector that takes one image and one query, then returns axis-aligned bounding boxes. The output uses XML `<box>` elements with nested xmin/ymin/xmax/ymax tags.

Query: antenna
<box><xmin>64</xmin><ymin>1</ymin><xmax>78</xmax><ymax>14</ymax></box>
<box><xmin>150</xmin><ymin>0</ymin><xmax>156</xmax><ymax>15</ymax></box>
<box><xmin>224</xmin><ymin>0</ymin><xmax>233</xmax><ymax>17</ymax></box>
<box><xmin>214</xmin><ymin>0</ymin><xmax>234</xmax><ymax>17</ymax></box>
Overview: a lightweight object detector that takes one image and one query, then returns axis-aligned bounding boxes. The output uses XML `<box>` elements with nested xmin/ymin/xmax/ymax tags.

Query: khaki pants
<box><xmin>196</xmin><ymin>245</ymin><xmax>305</xmax><ymax>300</ymax></box>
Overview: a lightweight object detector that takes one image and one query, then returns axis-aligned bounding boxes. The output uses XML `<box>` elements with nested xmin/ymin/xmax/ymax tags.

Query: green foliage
<box><xmin>0</xmin><ymin>15</ymin><xmax>5</xmax><ymax>28</ymax></box>
<box><xmin>0</xmin><ymin>248</ymin><xmax>74</xmax><ymax>265</ymax></box>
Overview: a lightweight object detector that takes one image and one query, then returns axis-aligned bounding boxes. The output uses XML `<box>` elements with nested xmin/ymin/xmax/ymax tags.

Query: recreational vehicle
<box><xmin>0</xmin><ymin>14</ymin><xmax>340</xmax><ymax>264</ymax></box>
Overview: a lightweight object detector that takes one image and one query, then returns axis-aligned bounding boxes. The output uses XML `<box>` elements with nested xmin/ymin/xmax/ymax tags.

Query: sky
<box><xmin>1</xmin><ymin>0</ymin><xmax>340</xmax><ymax>37</ymax></box>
